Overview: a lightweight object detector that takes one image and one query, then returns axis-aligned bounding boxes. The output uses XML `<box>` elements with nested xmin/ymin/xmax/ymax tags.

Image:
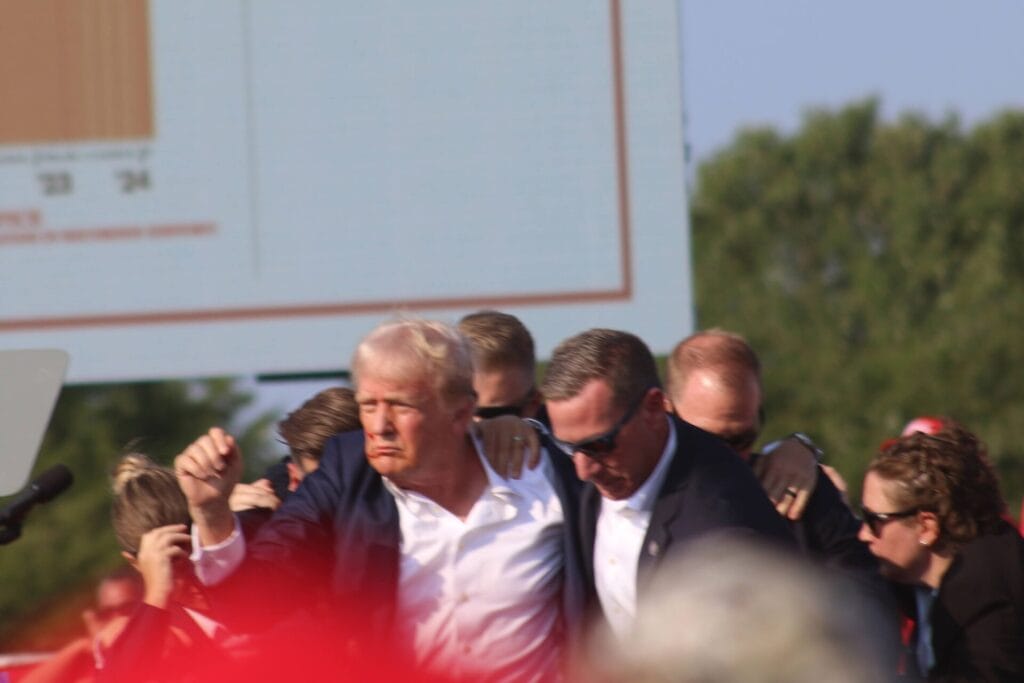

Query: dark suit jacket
<box><xmin>97</xmin><ymin>603</ymin><xmax>226</xmax><ymax>683</ymax></box>
<box><xmin>580</xmin><ymin>416</ymin><xmax>796</xmax><ymax>599</ymax></box>
<box><xmin>744</xmin><ymin>454</ymin><xmax>876</xmax><ymax>574</ymax></box>
<box><xmin>208</xmin><ymin>429</ymin><xmax>590</xmax><ymax>651</ymax></box>
<box><xmin>918</xmin><ymin>521</ymin><xmax>1024</xmax><ymax>682</ymax></box>
<box><xmin>759</xmin><ymin>457</ymin><xmax>889</xmax><ymax>602</ymax></box>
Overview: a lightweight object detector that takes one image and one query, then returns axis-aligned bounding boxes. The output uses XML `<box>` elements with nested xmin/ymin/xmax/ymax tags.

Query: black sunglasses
<box><xmin>722</xmin><ymin>427</ymin><xmax>760</xmax><ymax>453</ymax></box>
<box><xmin>474</xmin><ymin>388</ymin><xmax>537</xmax><ymax>420</ymax></box>
<box><xmin>860</xmin><ymin>505</ymin><xmax>919</xmax><ymax>537</ymax></box>
<box><xmin>525</xmin><ymin>390</ymin><xmax>648</xmax><ymax>459</ymax></box>
<box><xmin>670</xmin><ymin>407</ymin><xmax>764</xmax><ymax>454</ymax></box>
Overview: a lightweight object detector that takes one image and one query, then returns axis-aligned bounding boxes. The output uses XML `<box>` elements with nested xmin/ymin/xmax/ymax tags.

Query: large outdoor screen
<box><xmin>0</xmin><ymin>1</ymin><xmax>692</xmax><ymax>381</ymax></box>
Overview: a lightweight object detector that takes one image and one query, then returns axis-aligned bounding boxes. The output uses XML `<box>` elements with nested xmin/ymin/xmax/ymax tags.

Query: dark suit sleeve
<box><xmin>544</xmin><ymin>446</ymin><xmax>596</xmax><ymax>645</ymax></box>
<box><xmin>687</xmin><ymin>429</ymin><xmax>797</xmax><ymax>546</ymax></box>
<box><xmin>200</xmin><ymin>432</ymin><xmax>355</xmax><ymax>631</ymax></box>
<box><xmin>799</xmin><ymin>467</ymin><xmax>877</xmax><ymax>573</ymax></box>
<box><xmin>95</xmin><ymin>604</ymin><xmax>170</xmax><ymax>682</ymax></box>
<box><xmin>931</xmin><ymin>523</ymin><xmax>1024</xmax><ymax>682</ymax></box>
<box><xmin>641</xmin><ymin>420</ymin><xmax>796</xmax><ymax>578</ymax></box>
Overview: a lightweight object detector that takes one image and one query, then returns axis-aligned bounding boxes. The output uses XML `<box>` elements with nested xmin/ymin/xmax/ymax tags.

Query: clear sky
<box><xmin>243</xmin><ymin>1</ymin><xmax>1024</xmax><ymax>433</ymax></box>
<box><xmin>681</xmin><ymin>1</ymin><xmax>1024</xmax><ymax>163</ymax></box>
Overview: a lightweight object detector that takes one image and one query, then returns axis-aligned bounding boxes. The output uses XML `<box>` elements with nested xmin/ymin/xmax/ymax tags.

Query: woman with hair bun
<box><xmin>98</xmin><ymin>453</ymin><xmax>227</xmax><ymax>682</ymax></box>
<box><xmin>858</xmin><ymin>423</ymin><xmax>1024</xmax><ymax>682</ymax></box>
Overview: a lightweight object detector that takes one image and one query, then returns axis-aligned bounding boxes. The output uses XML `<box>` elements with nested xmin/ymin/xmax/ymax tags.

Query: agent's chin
<box><xmin>595</xmin><ymin>480</ymin><xmax>631</xmax><ymax>501</ymax></box>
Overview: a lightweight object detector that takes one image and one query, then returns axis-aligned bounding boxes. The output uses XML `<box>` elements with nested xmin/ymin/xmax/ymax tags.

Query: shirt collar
<box><xmin>470</xmin><ymin>430</ymin><xmax>517</xmax><ymax>501</ymax></box>
<box><xmin>381</xmin><ymin>433</ymin><xmax>518</xmax><ymax>505</ymax></box>
<box><xmin>610</xmin><ymin>414</ymin><xmax>677</xmax><ymax>513</ymax></box>
<box><xmin>182</xmin><ymin>606</ymin><xmax>228</xmax><ymax>641</ymax></box>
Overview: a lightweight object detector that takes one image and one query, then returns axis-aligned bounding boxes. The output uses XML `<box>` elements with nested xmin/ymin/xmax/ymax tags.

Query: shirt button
<box><xmin>462</xmin><ymin>645</ymin><xmax>471</xmax><ymax>655</ymax></box>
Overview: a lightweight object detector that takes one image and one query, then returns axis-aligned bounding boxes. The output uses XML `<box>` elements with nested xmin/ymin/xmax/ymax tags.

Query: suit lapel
<box><xmin>580</xmin><ymin>483</ymin><xmax>601</xmax><ymax>586</ymax></box>
<box><xmin>637</xmin><ymin>421</ymin><xmax>692</xmax><ymax>588</ymax></box>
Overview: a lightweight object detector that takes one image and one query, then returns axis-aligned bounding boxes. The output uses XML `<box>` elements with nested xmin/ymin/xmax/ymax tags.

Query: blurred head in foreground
<box><xmin>581</xmin><ymin>533</ymin><xmax>895</xmax><ymax>683</ymax></box>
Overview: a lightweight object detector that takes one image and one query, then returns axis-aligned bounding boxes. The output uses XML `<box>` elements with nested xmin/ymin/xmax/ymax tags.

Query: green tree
<box><xmin>691</xmin><ymin>100</ymin><xmax>1024</xmax><ymax>508</ymax></box>
<box><xmin>0</xmin><ymin>379</ymin><xmax>275</xmax><ymax>648</ymax></box>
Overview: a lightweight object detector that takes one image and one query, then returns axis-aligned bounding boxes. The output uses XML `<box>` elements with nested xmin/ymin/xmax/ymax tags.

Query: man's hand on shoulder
<box><xmin>472</xmin><ymin>416</ymin><xmax>541</xmax><ymax>478</ymax></box>
<box><xmin>753</xmin><ymin>434</ymin><xmax>821</xmax><ymax>521</ymax></box>
<box><xmin>229</xmin><ymin>478</ymin><xmax>282</xmax><ymax>512</ymax></box>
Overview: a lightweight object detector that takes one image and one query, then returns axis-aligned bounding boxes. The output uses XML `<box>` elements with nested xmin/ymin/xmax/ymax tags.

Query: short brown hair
<box><xmin>666</xmin><ymin>329</ymin><xmax>762</xmax><ymax>400</ymax></box>
<box><xmin>458</xmin><ymin>310</ymin><xmax>535</xmax><ymax>375</ymax></box>
<box><xmin>868</xmin><ymin>422</ymin><xmax>1006</xmax><ymax>549</ymax></box>
<box><xmin>111</xmin><ymin>453</ymin><xmax>189</xmax><ymax>555</ymax></box>
<box><xmin>542</xmin><ymin>329</ymin><xmax>660</xmax><ymax>409</ymax></box>
<box><xmin>277</xmin><ymin>387</ymin><xmax>359</xmax><ymax>464</ymax></box>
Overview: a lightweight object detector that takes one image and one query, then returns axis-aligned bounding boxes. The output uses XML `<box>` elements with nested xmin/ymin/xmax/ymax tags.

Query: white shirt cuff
<box><xmin>190</xmin><ymin>515</ymin><xmax>245</xmax><ymax>586</ymax></box>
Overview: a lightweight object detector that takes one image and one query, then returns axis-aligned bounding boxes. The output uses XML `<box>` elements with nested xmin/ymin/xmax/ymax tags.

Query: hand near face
<box><xmin>229</xmin><ymin>478</ymin><xmax>282</xmax><ymax>512</ymax></box>
<box><xmin>134</xmin><ymin>524</ymin><xmax>191</xmax><ymax>609</ymax></box>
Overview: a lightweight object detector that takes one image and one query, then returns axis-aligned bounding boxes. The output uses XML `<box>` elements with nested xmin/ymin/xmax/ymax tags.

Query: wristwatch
<box><xmin>789</xmin><ymin>432</ymin><xmax>824</xmax><ymax>463</ymax></box>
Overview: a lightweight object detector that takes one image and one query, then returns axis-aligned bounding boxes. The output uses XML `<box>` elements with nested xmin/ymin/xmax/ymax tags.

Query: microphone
<box><xmin>0</xmin><ymin>464</ymin><xmax>74</xmax><ymax>526</ymax></box>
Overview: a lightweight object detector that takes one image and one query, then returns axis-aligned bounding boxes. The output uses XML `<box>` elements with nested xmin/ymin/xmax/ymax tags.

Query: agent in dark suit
<box><xmin>664</xmin><ymin>330</ymin><xmax>881</xmax><ymax>577</ymax></box>
<box><xmin>541</xmin><ymin>328</ymin><xmax>795</xmax><ymax>637</ymax></box>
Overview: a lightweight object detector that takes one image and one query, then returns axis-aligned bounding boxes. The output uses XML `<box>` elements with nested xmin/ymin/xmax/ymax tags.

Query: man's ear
<box><xmin>121</xmin><ymin>551</ymin><xmax>139</xmax><ymax>570</ymax></box>
<box><xmin>524</xmin><ymin>389</ymin><xmax>543</xmax><ymax>420</ymax></box>
<box><xmin>642</xmin><ymin>387</ymin><xmax>667</xmax><ymax>426</ymax></box>
<box><xmin>286</xmin><ymin>461</ymin><xmax>303</xmax><ymax>492</ymax></box>
<box><xmin>452</xmin><ymin>396</ymin><xmax>477</xmax><ymax>433</ymax></box>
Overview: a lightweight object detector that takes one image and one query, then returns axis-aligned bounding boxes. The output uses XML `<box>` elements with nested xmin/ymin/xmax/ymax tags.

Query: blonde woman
<box><xmin>97</xmin><ymin>453</ymin><xmax>227</xmax><ymax>681</ymax></box>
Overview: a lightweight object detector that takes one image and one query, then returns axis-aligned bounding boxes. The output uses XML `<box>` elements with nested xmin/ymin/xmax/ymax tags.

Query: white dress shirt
<box><xmin>593</xmin><ymin>416</ymin><xmax>677</xmax><ymax>639</ymax></box>
<box><xmin>192</xmin><ymin>437</ymin><xmax>565</xmax><ymax>682</ymax></box>
<box><xmin>388</xmin><ymin>440</ymin><xmax>564</xmax><ymax>681</ymax></box>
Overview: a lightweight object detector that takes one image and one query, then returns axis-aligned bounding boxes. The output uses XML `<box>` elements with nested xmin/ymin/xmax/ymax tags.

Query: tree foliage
<box><xmin>691</xmin><ymin>100</ymin><xmax>1024</xmax><ymax>508</ymax></box>
<box><xmin>0</xmin><ymin>379</ymin><xmax>275</xmax><ymax>648</ymax></box>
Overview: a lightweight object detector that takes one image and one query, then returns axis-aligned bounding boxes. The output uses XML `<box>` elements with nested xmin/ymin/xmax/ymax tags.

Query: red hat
<box><xmin>900</xmin><ymin>416</ymin><xmax>948</xmax><ymax>437</ymax></box>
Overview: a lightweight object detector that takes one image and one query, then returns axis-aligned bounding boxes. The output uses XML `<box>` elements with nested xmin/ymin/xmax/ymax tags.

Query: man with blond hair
<box><xmin>176</xmin><ymin>319</ymin><xmax>586</xmax><ymax>681</ymax></box>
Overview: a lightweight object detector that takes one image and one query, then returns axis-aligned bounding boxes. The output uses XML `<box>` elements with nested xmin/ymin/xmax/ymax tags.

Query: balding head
<box><xmin>665</xmin><ymin>330</ymin><xmax>763</xmax><ymax>459</ymax></box>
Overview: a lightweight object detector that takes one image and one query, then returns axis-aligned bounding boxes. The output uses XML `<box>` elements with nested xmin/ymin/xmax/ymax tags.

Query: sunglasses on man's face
<box><xmin>474</xmin><ymin>389</ymin><xmax>537</xmax><ymax>420</ymax></box>
<box><xmin>859</xmin><ymin>505</ymin><xmax>920</xmax><ymax>537</ymax></box>
<box><xmin>475</xmin><ymin>403</ymin><xmax>527</xmax><ymax>420</ymax></box>
<box><xmin>722</xmin><ymin>428</ymin><xmax>759</xmax><ymax>453</ymax></box>
<box><xmin>669</xmin><ymin>407</ymin><xmax>763</xmax><ymax>455</ymax></box>
<box><xmin>526</xmin><ymin>391</ymin><xmax>648</xmax><ymax>460</ymax></box>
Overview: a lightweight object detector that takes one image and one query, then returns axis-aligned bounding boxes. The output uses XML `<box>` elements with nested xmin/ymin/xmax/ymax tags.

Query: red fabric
<box><xmin>901</xmin><ymin>416</ymin><xmax>948</xmax><ymax>437</ymax></box>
